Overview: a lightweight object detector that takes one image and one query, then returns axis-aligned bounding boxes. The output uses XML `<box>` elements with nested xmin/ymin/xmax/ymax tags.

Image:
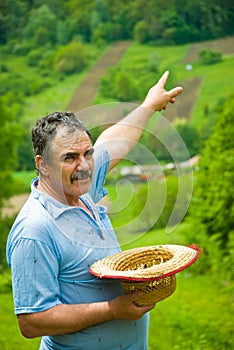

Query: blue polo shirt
<box><xmin>6</xmin><ymin>145</ymin><xmax>149</xmax><ymax>350</ymax></box>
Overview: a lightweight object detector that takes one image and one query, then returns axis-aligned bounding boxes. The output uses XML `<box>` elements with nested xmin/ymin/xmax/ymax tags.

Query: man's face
<box><xmin>42</xmin><ymin>127</ymin><xmax>94</xmax><ymax>203</ymax></box>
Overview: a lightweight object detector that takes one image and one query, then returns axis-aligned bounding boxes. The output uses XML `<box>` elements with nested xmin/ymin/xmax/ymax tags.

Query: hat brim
<box><xmin>90</xmin><ymin>244</ymin><xmax>198</xmax><ymax>282</ymax></box>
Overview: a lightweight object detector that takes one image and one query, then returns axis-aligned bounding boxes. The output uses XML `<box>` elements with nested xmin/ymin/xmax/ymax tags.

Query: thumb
<box><xmin>168</xmin><ymin>86</ymin><xmax>183</xmax><ymax>98</ymax></box>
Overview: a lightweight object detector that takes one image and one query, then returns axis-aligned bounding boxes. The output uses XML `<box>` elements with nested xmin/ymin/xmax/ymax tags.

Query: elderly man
<box><xmin>7</xmin><ymin>71</ymin><xmax>182</xmax><ymax>349</ymax></box>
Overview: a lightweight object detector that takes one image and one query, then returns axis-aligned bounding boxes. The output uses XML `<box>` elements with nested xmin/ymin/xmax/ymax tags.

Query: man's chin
<box><xmin>73</xmin><ymin>179</ymin><xmax>91</xmax><ymax>195</ymax></box>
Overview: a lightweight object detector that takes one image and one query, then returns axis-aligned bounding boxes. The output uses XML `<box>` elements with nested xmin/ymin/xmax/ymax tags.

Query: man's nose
<box><xmin>76</xmin><ymin>156</ymin><xmax>89</xmax><ymax>171</ymax></box>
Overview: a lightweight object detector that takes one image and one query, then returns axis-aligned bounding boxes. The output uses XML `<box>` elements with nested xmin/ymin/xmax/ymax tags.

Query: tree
<box><xmin>199</xmin><ymin>48</ymin><xmax>223</xmax><ymax>65</ymax></box>
<box><xmin>192</xmin><ymin>94</ymin><xmax>234</xmax><ymax>248</ymax></box>
<box><xmin>53</xmin><ymin>41</ymin><xmax>88</xmax><ymax>74</ymax></box>
<box><xmin>173</xmin><ymin>118</ymin><xmax>200</xmax><ymax>157</ymax></box>
<box><xmin>134</xmin><ymin>20</ymin><xmax>150</xmax><ymax>44</ymax></box>
<box><xmin>23</xmin><ymin>4</ymin><xmax>57</xmax><ymax>46</ymax></box>
<box><xmin>0</xmin><ymin>98</ymin><xmax>23</xmax><ymax>213</ymax></box>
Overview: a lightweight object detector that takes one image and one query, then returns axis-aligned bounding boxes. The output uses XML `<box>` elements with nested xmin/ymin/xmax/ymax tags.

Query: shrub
<box><xmin>199</xmin><ymin>48</ymin><xmax>222</xmax><ymax>65</ymax></box>
<box><xmin>53</xmin><ymin>41</ymin><xmax>88</xmax><ymax>74</ymax></box>
<box><xmin>134</xmin><ymin>20</ymin><xmax>150</xmax><ymax>44</ymax></box>
<box><xmin>27</xmin><ymin>49</ymin><xmax>43</xmax><ymax>67</ymax></box>
<box><xmin>0</xmin><ymin>215</ymin><xmax>16</xmax><ymax>272</ymax></box>
<box><xmin>100</xmin><ymin>68</ymin><xmax>140</xmax><ymax>101</ymax></box>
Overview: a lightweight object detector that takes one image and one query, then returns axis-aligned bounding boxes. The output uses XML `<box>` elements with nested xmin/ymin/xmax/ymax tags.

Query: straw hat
<box><xmin>90</xmin><ymin>245</ymin><xmax>199</xmax><ymax>306</ymax></box>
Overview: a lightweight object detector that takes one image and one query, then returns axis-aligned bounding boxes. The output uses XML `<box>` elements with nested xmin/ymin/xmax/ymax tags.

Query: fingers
<box><xmin>157</xmin><ymin>70</ymin><xmax>170</xmax><ymax>87</ymax></box>
<box><xmin>109</xmin><ymin>292</ymin><xmax>156</xmax><ymax>320</ymax></box>
<box><xmin>122</xmin><ymin>290</ymin><xmax>144</xmax><ymax>303</ymax></box>
<box><xmin>141</xmin><ymin>70</ymin><xmax>183</xmax><ymax>111</ymax></box>
<box><xmin>168</xmin><ymin>86</ymin><xmax>183</xmax><ymax>98</ymax></box>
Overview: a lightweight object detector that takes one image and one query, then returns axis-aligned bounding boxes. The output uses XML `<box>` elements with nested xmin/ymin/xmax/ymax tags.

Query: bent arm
<box><xmin>18</xmin><ymin>293</ymin><xmax>155</xmax><ymax>338</ymax></box>
<box><xmin>94</xmin><ymin>71</ymin><xmax>183</xmax><ymax>171</ymax></box>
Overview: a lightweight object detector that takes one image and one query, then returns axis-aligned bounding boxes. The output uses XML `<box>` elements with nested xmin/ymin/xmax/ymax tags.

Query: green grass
<box><xmin>13</xmin><ymin>170</ymin><xmax>36</xmax><ymax>184</ymax></box>
<box><xmin>0</xmin><ymin>43</ymin><xmax>106</xmax><ymax>128</ymax></box>
<box><xmin>0</xmin><ymin>292</ymin><xmax>41</xmax><ymax>350</ymax></box>
<box><xmin>148</xmin><ymin>273</ymin><xmax>233</xmax><ymax>350</ymax></box>
<box><xmin>23</xmin><ymin>73</ymin><xmax>84</xmax><ymax>121</ymax></box>
<box><xmin>188</xmin><ymin>55</ymin><xmax>234</xmax><ymax>127</ymax></box>
<box><xmin>12</xmin><ymin>170</ymin><xmax>37</xmax><ymax>193</ymax></box>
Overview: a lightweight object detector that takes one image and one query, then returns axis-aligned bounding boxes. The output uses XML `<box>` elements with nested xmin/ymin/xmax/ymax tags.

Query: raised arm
<box><xmin>94</xmin><ymin>71</ymin><xmax>183</xmax><ymax>171</ymax></box>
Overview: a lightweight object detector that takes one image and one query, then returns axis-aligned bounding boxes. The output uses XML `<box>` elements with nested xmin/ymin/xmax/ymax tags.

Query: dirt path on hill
<box><xmin>66</xmin><ymin>41</ymin><xmax>132</xmax><ymax>112</ymax></box>
<box><xmin>182</xmin><ymin>36</ymin><xmax>234</xmax><ymax>63</ymax></box>
<box><xmin>2</xmin><ymin>193</ymin><xmax>29</xmax><ymax>218</ymax></box>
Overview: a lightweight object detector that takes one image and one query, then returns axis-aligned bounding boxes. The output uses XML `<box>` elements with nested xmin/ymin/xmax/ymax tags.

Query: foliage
<box><xmin>192</xmin><ymin>94</ymin><xmax>234</xmax><ymax>248</ymax></box>
<box><xmin>0</xmin><ymin>0</ymin><xmax>234</xmax><ymax>47</ymax></box>
<box><xmin>0</xmin><ymin>98</ymin><xmax>23</xmax><ymax>211</ymax></box>
<box><xmin>53</xmin><ymin>41</ymin><xmax>89</xmax><ymax>75</ymax></box>
<box><xmin>133</xmin><ymin>20</ymin><xmax>150</xmax><ymax>44</ymax></box>
<box><xmin>173</xmin><ymin>118</ymin><xmax>200</xmax><ymax>157</ymax></box>
<box><xmin>131</xmin><ymin>175</ymin><xmax>192</xmax><ymax>231</ymax></box>
<box><xmin>199</xmin><ymin>48</ymin><xmax>223</xmax><ymax>65</ymax></box>
<box><xmin>22</xmin><ymin>4</ymin><xmax>57</xmax><ymax>46</ymax></box>
<box><xmin>0</xmin><ymin>216</ymin><xmax>16</xmax><ymax>272</ymax></box>
<box><xmin>100</xmin><ymin>68</ymin><xmax>140</xmax><ymax>101</ymax></box>
<box><xmin>16</xmin><ymin>122</ymin><xmax>35</xmax><ymax>171</ymax></box>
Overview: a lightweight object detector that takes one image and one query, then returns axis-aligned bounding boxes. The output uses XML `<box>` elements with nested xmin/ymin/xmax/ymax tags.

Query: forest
<box><xmin>1</xmin><ymin>0</ymin><xmax>234</xmax><ymax>46</ymax></box>
<box><xmin>0</xmin><ymin>1</ymin><xmax>233</xmax><ymax>349</ymax></box>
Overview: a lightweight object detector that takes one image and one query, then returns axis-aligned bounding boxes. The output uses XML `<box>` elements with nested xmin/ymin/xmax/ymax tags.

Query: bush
<box><xmin>199</xmin><ymin>48</ymin><xmax>222</xmax><ymax>65</ymax></box>
<box><xmin>100</xmin><ymin>68</ymin><xmax>140</xmax><ymax>101</ymax></box>
<box><xmin>27</xmin><ymin>49</ymin><xmax>43</xmax><ymax>67</ymax></box>
<box><xmin>53</xmin><ymin>41</ymin><xmax>88</xmax><ymax>74</ymax></box>
<box><xmin>134</xmin><ymin>20</ymin><xmax>150</xmax><ymax>44</ymax></box>
<box><xmin>0</xmin><ymin>215</ymin><xmax>16</xmax><ymax>272</ymax></box>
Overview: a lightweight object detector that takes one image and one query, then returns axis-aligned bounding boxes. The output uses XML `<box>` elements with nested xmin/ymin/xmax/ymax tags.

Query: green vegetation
<box><xmin>0</xmin><ymin>99</ymin><xmax>23</xmax><ymax>209</ymax></box>
<box><xmin>0</xmin><ymin>292</ymin><xmax>41</xmax><ymax>350</ymax></box>
<box><xmin>1</xmin><ymin>0</ymin><xmax>233</xmax><ymax>47</ymax></box>
<box><xmin>0</xmin><ymin>1</ymin><xmax>233</xmax><ymax>348</ymax></box>
<box><xmin>188</xmin><ymin>94</ymin><xmax>234</xmax><ymax>249</ymax></box>
<box><xmin>199</xmin><ymin>48</ymin><xmax>223</xmax><ymax>65</ymax></box>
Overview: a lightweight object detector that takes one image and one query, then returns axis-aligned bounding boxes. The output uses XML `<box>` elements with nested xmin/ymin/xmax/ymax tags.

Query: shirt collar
<box><xmin>31</xmin><ymin>177</ymin><xmax>90</xmax><ymax>220</ymax></box>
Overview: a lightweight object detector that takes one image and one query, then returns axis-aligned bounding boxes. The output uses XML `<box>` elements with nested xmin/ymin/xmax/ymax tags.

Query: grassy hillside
<box><xmin>5</xmin><ymin>37</ymin><xmax>233</xmax><ymax>132</ymax></box>
<box><xmin>95</xmin><ymin>38</ymin><xmax>234</xmax><ymax>128</ymax></box>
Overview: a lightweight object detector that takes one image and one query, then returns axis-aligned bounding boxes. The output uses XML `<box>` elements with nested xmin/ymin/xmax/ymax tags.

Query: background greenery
<box><xmin>0</xmin><ymin>0</ymin><xmax>233</xmax><ymax>349</ymax></box>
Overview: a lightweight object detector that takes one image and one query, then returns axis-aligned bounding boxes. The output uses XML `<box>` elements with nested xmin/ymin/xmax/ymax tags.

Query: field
<box><xmin>1</xmin><ymin>37</ymin><xmax>234</xmax><ymax>349</ymax></box>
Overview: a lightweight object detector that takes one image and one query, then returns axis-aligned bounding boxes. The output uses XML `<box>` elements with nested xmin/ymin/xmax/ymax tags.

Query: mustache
<box><xmin>71</xmin><ymin>170</ymin><xmax>92</xmax><ymax>182</ymax></box>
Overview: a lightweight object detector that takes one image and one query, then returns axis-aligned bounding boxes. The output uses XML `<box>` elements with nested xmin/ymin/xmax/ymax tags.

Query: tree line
<box><xmin>1</xmin><ymin>0</ymin><xmax>233</xmax><ymax>47</ymax></box>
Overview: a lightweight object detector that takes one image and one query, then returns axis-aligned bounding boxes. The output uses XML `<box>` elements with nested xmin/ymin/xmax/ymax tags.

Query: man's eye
<box><xmin>64</xmin><ymin>154</ymin><xmax>74</xmax><ymax>161</ymax></box>
<box><xmin>85</xmin><ymin>148</ymin><xmax>94</xmax><ymax>158</ymax></box>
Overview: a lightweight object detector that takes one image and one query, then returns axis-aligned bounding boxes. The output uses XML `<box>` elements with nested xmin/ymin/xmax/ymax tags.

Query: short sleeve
<box><xmin>11</xmin><ymin>238</ymin><xmax>62</xmax><ymax>314</ymax></box>
<box><xmin>89</xmin><ymin>144</ymin><xmax>110</xmax><ymax>203</ymax></box>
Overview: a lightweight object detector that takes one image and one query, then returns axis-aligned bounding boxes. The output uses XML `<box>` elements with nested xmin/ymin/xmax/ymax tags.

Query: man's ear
<box><xmin>35</xmin><ymin>155</ymin><xmax>49</xmax><ymax>176</ymax></box>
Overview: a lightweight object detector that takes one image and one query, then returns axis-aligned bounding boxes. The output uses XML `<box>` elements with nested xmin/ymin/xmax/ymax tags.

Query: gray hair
<box><xmin>32</xmin><ymin>112</ymin><xmax>92</xmax><ymax>163</ymax></box>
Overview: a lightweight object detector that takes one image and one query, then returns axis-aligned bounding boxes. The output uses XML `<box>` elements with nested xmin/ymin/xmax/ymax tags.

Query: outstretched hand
<box><xmin>141</xmin><ymin>71</ymin><xmax>183</xmax><ymax>112</ymax></box>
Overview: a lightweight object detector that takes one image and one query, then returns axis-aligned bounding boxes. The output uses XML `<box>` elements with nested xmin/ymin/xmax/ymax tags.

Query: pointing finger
<box><xmin>158</xmin><ymin>70</ymin><xmax>170</xmax><ymax>87</ymax></box>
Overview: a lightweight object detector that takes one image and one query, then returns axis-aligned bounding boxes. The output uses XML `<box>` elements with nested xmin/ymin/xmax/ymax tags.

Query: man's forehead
<box><xmin>54</xmin><ymin>128</ymin><xmax>90</xmax><ymax>146</ymax></box>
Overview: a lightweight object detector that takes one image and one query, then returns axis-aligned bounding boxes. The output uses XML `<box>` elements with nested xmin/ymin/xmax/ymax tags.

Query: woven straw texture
<box><xmin>120</xmin><ymin>275</ymin><xmax>176</xmax><ymax>306</ymax></box>
<box><xmin>90</xmin><ymin>245</ymin><xmax>198</xmax><ymax>306</ymax></box>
